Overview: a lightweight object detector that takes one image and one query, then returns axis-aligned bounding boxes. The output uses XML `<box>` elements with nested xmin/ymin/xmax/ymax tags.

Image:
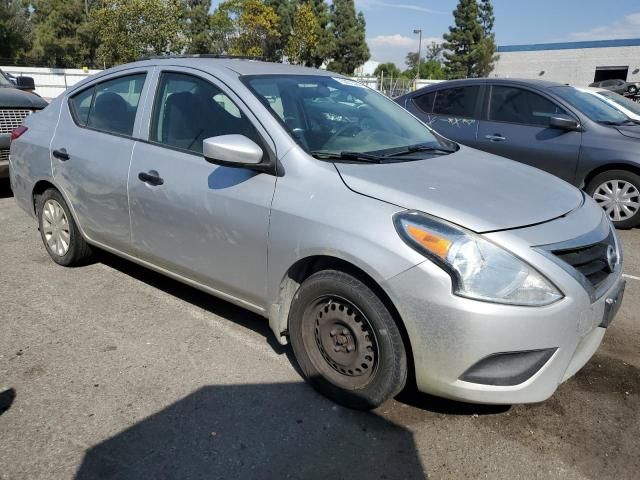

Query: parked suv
<box><xmin>0</xmin><ymin>69</ymin><xmax>47</xmax><ymax>178</ymax></box>
<box><xmin>10</xmin><ymin>59</ymin><xmax>624</xmax><ymax>409</ymax></box>
<box><xmin>397</xmin><ymin>79</ymin><xmax>640</xmax><ymax>228</ymax></box>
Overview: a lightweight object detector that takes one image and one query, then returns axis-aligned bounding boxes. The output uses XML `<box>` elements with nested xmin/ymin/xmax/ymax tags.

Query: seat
<box><xmin>90</xmin><ymin>92</ymin><xmax>132</xmax><ymax>135</ymax></box>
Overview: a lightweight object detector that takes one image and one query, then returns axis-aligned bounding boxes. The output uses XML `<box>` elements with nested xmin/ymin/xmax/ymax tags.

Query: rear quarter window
<box><xmin>413</xmin><ymin>91</ymin><xmax>435</xmax><ymax>114</ymax></box>
<box><xmin>433</xmin><ymin>86</ymin><xmax>480</xmax><ymax>118</ymax></box>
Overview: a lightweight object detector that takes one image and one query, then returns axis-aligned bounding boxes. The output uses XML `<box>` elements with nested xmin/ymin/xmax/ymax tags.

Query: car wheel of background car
<box><xmin>37</xmin><ymin>188</ymin><xmax>92</xmax><ymax>266</ymax></box>
<box><xmin>628</xmin><ymin>85</ymin><xmax>638</xmax><ymax>95</ymax></box>
<box><xmin>587</xmin><ymin>170</ymin><xmax>640</xmax><ymax>229</ymax></box>
<box><xmin>289</xmin><ymin>270</ymin><xmax>407</xmax><ymax>410</ymax></box>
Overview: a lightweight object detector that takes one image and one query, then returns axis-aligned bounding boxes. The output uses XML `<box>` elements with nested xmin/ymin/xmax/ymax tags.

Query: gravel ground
<box><xmin>0</xmin><ymin>180</ymin><xmax>638</xmax><ymax>480</ymax></box>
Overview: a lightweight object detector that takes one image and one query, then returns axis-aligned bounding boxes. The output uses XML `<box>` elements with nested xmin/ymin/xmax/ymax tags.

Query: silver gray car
<box><xmin>9</xmin><ymin>58</ymin><xmax>625</xmax><ymax>409</ymax></box>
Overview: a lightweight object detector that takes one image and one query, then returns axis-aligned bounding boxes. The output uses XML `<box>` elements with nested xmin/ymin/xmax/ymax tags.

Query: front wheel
<box><xmin>586</xmin><ymin>170</ymin><xmax>640</xmax><ymax>229</ymax></box>
<box><xmin>289</xmin><ymin>270</ymin><xmax>407</xmax><ymax>410</ymax></box>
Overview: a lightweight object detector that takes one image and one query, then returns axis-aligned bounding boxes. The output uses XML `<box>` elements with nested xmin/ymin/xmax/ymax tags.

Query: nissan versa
<box><xmin>9</xmin><ymin>58</ymin><xmax>625</xmax><ymax>409</ymax></box>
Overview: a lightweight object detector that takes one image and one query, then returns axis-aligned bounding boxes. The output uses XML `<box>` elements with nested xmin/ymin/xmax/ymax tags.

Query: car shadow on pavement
<box><xmin>0</xmin><ymin>178</ymin><xmax>12</xmax><ymax>198</ymax></box>
<box><xmin>74</xmin><ymin>382</ymin><xmax>427</xmax><ymax>480</ymax></box>
<box><xmin>0</xmin><ymin>388</ymin><xmax>16</xmax><ymax>416</ymax></box>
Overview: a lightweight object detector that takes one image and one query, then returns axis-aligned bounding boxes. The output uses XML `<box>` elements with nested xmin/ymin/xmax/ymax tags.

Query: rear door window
<box><xmin>432</xmin><ymin>86</ymin><xmax>480</xmax><ymax>118</ymax></box>
<box><xmin>69</xmin><ymin>73</ymin><xmax>146</xmax><ymax>136</ymax></box>
<box><xmin>413</xmin><ymin>91</ymin><xmax>436</xmax><ymax>113</ymax></box>
<box><xmin>488</xmin><ymin>86</ymin><xmax>567</xmax><ymax>126</ymax></box>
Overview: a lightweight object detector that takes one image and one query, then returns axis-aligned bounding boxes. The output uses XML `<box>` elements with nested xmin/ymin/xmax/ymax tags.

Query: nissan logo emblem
<box><xmin>606</xmin><ymin>245</ymin><xmax>618</xmax><ymax>273</ymax></box>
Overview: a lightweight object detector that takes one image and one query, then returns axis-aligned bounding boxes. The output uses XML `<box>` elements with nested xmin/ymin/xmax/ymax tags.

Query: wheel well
<box><xmin>272</xmin><ymin>255</ymin><xmax>416</xmax><ymax>386</ymax></box>
<box><xmin>31</xmin><ymin>180</ymin><xmax>57</xmax><ymax>215</ymax></box>
<box><xmin>582</xmin><ymin>163</ymin><xmax>640</xmax><ymax>190</ymax></box>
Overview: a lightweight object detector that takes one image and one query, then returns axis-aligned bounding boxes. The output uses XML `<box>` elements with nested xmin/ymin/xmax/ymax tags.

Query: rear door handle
<box><xmin>485</xmin><ymin>134</ymin><xmax>506</xmax><ymax>142</ymax></box>
<box><xmin>138</xmin><ymin>170</ymin><xmax>164</xmax><ymax>186</ymax></box>
<box><xmin>52</xmin><ymin>148</ymin><xmax>70</xmax><ymax>161</ymax></box>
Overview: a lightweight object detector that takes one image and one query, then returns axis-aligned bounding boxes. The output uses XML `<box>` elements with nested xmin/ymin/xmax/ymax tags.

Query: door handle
<box><xmin>52</xmin><ymin>148</ymin><xmax>70</xmax><ymax>161</ymax></box>
<box><xmin>138</xmin><ymin>170</ymin><xmax>164</xmax><ymax>186</ymax></box>
<box><xmin>485</xmin><ymin>134</ymin><xmax>506</xmax><ymax>142</ymax></box>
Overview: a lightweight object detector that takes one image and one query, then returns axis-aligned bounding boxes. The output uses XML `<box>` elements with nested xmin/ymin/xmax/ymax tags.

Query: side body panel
<box><xmin>9</xmin><ymin>96</ymin><xmax>63</xmax><ymax>216</ymax></box>
<box><xmin>50</xmin><ymin>68</ymin><xmax>153</xmax><ymax>252</ymax></box>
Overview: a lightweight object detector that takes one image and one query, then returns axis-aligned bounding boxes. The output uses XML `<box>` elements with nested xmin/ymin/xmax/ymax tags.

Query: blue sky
<box><xmin>358</xmin><ymin>0</ymin><xmax>640</xmax><ymax>66</ymax></box>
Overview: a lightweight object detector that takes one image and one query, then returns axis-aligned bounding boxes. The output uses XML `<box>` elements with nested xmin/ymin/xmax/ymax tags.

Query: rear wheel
<box><xmin>37</xmin><ymin>188</ymin><xmax>92</xmax><ymax>266</ymax></box>
<box><xmin>289</xmin><ymin>270</ymin><xmax>407</xmax><ymax>410</ymax></box>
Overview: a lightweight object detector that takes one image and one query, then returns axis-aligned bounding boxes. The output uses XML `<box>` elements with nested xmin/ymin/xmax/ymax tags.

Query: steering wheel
<box><xmin>327</xmin><ymin>122</ymin><xmax>363</xmax><ymax>143</ymax></box>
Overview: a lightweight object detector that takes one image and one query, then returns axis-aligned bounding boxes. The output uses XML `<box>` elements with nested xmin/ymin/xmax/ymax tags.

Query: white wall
<box><xmin>492</xmin><ymin>46</ymin><xmax>640</xmax><ymax>87</ymax></box>
<box><xmin>1</xmin><ymin>66</ymin><xmax>101</xmax><ymax>100</ymax></box>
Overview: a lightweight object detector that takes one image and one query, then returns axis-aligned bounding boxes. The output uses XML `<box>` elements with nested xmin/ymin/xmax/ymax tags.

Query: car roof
<box><xmin>106</xmin><ymin>57</ymin><xmax>336</xmax><ymax>77</ymax></box>
<box><xmin>402</xmin><ymin>77</ymin><xmax>568</xmax><ymax>99</ymax></box>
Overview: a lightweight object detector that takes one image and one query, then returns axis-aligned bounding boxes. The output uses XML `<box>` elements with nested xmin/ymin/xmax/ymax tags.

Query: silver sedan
<box><xmin>9</xmin><ymin>58</ymin><xmax>625</xmax><ymax>409</ymax></box>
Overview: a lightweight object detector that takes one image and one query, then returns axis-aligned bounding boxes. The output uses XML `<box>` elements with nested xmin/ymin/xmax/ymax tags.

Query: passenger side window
<box><xmin>69</xmin><ymin>74</ymin><xmax>146</xmax><ymax>136</ymax></box>
<box><xmin>433</xmin><ymin>86</ymin><xmax>480</xmax><ymax>118</ymax></box>
<box><xmin>489</xmin><ymin>86</ymin><xmax>567</xmax><ymax>126</ymax></box>
<box><xmin>150</xmin><ymin>72</ymin><xmax>261</xmax><ymax>154</ymax></box>
<box><xmin>413</xmin><ymin>91</ymin><xmax>435</xmax><ymax>114</ymax></box>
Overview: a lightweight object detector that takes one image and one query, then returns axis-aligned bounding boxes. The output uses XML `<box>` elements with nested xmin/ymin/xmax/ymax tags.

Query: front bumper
<box><xmin>383</xmin><ymin>206</ymin><xmax>623</xmax><ymax>405</ymax></box>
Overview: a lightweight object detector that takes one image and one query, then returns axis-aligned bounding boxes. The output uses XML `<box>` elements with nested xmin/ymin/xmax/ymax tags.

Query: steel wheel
<box><xmin>41</xmin><ymin>199</ymin><xmax>71</xmax><ymax>256</ymax></box>
<box><xmin>593</xmin><ymin>179</ymin><xmax>640</xmax><ymax>222</ymax></box>
<box><xmin>304</xmin><ymin>295</ymin><xmax>378</xmax><ymax>390</ymax></box>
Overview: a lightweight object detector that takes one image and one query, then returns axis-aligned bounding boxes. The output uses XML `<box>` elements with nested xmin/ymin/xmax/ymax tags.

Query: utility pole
<box><xmin>413</xmin><ymin>29</ymin><xmax>422</xmax><ymax>89</ymax></box>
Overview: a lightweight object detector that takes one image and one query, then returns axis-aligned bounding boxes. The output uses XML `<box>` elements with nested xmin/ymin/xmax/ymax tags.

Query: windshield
<box><xmin>243</xmin><ymin>75</ymin><xmax>445</xmax><ymax>156</ymax></box>
<box><xmin>0</xmin><ymin>70</ymin><xmax>12</xmax><ymax>87</ymax></box>
<box><xmin>598</xmin><ymin>90</ymin><xmax>640</xmax><ymax>117</ymax></box>
<box><xmin>550</xmin><ymin>86</ymin><xmax>629</xmax><ymax>124</ymax></box>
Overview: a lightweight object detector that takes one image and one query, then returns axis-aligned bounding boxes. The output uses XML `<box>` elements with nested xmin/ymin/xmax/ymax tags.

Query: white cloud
<box><xmin>568</xmin><ymin>12</ymin><xmax>640</xmax><ymax>40</ymax></box>
<box><xmin>356</xmin><ymin>1</ymin><xmax>446</xmax><ymax>15</ymax></box>
<box><xmin>367</xmin><ymin>34</ymin><xmax>442</xmax><ymax>67</ymax></box>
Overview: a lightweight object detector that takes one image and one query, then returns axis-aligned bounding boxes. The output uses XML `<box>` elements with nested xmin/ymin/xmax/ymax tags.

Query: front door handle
<box><xmin>52</xmin><ymin>148</ymin><xmax>70</xmax><ymax>161</ymax></box>
<box><xmin>485</xmin><ymin>134</ymin><xmax>506</xmax><ymax>142</ymax></box>
<box><xmin>138</xmin><ymin>170</ymin><xmax>164</xmax><ymax>186</ymax></box>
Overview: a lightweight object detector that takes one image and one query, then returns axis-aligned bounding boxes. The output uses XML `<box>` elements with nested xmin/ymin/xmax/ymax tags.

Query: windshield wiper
<box><xmin>310</xmin><ymin>151</ymin><xmax>384</xmax><ymax>163</ymax></box>
<box><xmin>382</xmin><ymin>143</ymin><xmax>457</xmax><ymax>158</ymax></box>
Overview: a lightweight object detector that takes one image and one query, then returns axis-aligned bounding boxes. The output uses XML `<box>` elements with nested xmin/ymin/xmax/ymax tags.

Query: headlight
<box><xmin>394</xmin><ymin>211</ymin><xmax>563</xmax><ymax>306</ymax></box>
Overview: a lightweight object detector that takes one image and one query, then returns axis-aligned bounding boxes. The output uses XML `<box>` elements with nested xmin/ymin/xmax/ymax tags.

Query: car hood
<box><xmin>0</xmin><ymin>86</ymin><xmax>48</xmax><ymax>109</ymax></box>
<box><xmin>335</xmin><ymin>147</ymin><xmax>583</xmax><ymax>233</ymax></box>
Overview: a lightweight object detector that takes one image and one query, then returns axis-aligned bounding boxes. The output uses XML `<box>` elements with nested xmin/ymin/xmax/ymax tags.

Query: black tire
<box><xmin>37</xmin><ymin>188</ymin><xmax>92</xmax><ymax>266</ymax></box>
<box><xmin>628</xmin><ymin>85</ymin><xmax>638</xmax><ymax>95</ymax></box>
<box><xmin>586</xmin><ymin>170</ymin><xmax>640</xmax><ymax>229</ymax></box>
<box><xmin>289</xmin><ymin>270</ymin><xmax>407</xmax><ymax>410</ymax></box>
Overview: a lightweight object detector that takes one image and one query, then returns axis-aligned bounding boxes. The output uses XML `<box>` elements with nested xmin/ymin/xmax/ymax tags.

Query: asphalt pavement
<box><xmin>1</xmin><ymin>180</ymin><xmax>638</xmax><ymax>479</ymax></box>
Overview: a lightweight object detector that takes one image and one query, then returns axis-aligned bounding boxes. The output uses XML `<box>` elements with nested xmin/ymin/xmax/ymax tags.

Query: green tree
<box><xmin>229</xmin><ymin>0</ymin><xmax>279</xmax><ymax>57</ymax></box>
<box><xmin>264</xmin><ymin>0</ymin><xmax>295</xmax><ymax>61</ymax></box>
<box><xmin>425</xmin><ymin>41</ymin><xmax>443</xmax><ymax>62</ymax></box>
<box><xmin>91</xmin><ymin>0</ymin><xmax>185</xmax><ymax>67</ymax></box>
<box><xmin>374</xmin><ymin>62</ymin><xmax>400</xmax><ymax>79</ymax></box>
<box><xmin>210</xmin><ymin>0</ymin><xmax>236</xmax><ymax>54</ymax></box>
<box><xmin>0</xmin><ymin>0</ymin><xmax>31</xmax><ymax>61</ymax></box>
<box><xmin>442</xmin><ymin>0</ymin><xmax>497</xmax><ymax>78</ymax></box>
<box><xmin>28</xmin><ymin>0</ymin><xmax>92</xmax><ymax>67</ymax></box>
<box><xmin>303</xmin><ymin>0</ymin><xmax>333</xmax><ymax>68</ymax></box>
<box><xmin>326</xmin><ymin>0</ymin><xmax>369</xmax><ymax>75</ymax></box>
<box><xmin>284</xmin><ymin>3</ymin><xmax>319</xmax><ymax>66</ymax></box>
<box><xmin>185</xmin><ymin>0</ymin><xmax>213</xmax><ymax>54</ymax></box>
<box><xmin>442</xmin><ymin>0</ymin><xmax>483</xmax><ymax>78</ymax></box>
<box><xmin>476</xmin><ymin>0</ymin><xmax>498</xmax><ymax>76</ymax></box>
<box><xmin>405</xmin><ymin>51</ymin><xmax>419</xmax><ymax>70</ymax></box>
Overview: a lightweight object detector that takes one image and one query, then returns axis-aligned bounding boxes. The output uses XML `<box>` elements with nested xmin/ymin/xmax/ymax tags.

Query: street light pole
<box><xmin>413</xmin><ymin>29</ymin><xmax>422</xmax><ymax>89</ymax></box>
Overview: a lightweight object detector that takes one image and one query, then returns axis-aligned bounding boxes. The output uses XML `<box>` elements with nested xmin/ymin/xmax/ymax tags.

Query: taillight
<box><xmin>11</xmin><ymin>126</ymin><xmax>28</xmax><ymax>141</ymax></box>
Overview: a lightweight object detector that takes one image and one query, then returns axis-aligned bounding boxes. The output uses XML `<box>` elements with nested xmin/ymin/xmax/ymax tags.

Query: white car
<box><xmin>577</xmin><ymin>86</ymin><xmax>640</xmax><ymax>121</ymax></box>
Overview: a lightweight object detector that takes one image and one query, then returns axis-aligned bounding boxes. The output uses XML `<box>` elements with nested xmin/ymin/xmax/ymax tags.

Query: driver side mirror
<box><xmin>549</xmin><ymin>114</ymin><xmax>580</xmax><ymax>131</ymax></box>
<box><xmin>203</xmin><ymin>134</ymin><xmax>265</xmax><ymax>169</ymax></box>
<box><xmin>16</xmin><ymin>76</ymin><xmax>35</xmax><ymax>91</ymax></box>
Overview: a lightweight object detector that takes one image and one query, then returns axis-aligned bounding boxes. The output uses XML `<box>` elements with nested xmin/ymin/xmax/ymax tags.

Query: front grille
<box><xmin>0</xmin><ymin>108</ymin><xmax>32</xmax><ymax>135</ymax></box>
<box><xmin>552</xmin><ymin>235</ymin><xmax>617</xmax><ymax>290</ymax></box>
<box><xmin>0</xmin><ymin>149</ymin><xmax>8</xmax><ymax>162</ymax></box>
